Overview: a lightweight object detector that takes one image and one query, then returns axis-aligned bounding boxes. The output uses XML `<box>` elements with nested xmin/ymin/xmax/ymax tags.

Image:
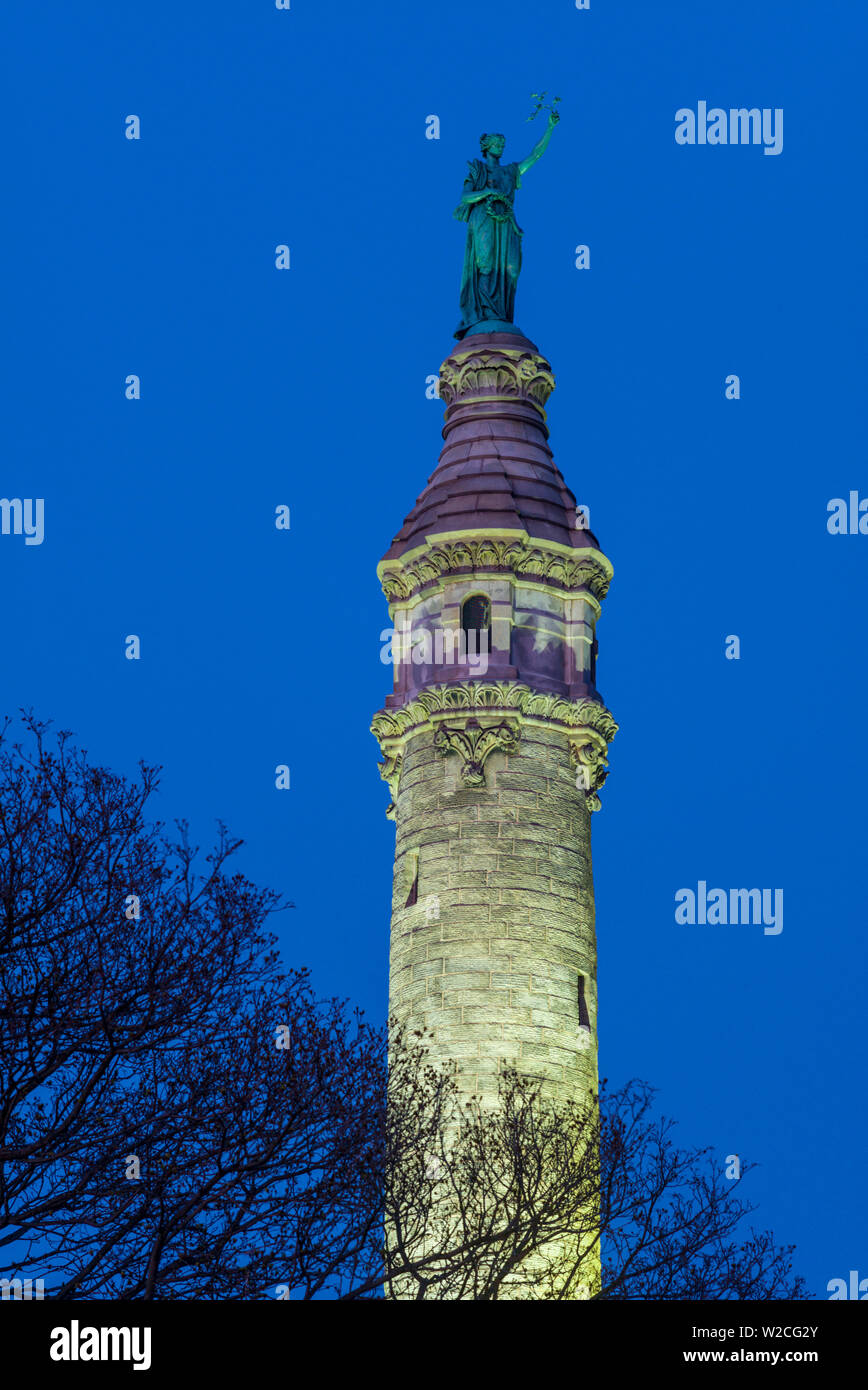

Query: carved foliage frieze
<box><xmin>438</xmin><ymin>348</ymin><xmax>555</xmax><ymax>410</ymax></box>
<box><xmin>379</xmin><ymin>537</ymin><xmax>612</xmax><ymax>603</ymax></box>
<box><xmin>372</xmin><ymin>681</ymin><xmax>617</xmax><ymax>812</ymax></box>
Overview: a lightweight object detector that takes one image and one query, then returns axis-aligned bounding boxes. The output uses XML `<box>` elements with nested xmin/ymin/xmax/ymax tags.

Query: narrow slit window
<box><xmin>578</xmin><ymin>973</ymin><xmax>590</xmax><ymax>1028</ymax></box>
<box><xmin>405</xmin><ymin>854</ymin><xmax>419</xmax><ymax>908</ymax></box>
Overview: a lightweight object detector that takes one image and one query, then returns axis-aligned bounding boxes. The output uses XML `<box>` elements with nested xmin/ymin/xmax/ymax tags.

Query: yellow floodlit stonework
<box><xmin>373</xmin><ymin>330</ymin><xmax>615</xmax><ymax>1299</ymax></box>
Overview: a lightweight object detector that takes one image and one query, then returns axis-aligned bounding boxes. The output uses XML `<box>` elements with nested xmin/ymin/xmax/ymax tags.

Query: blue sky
<box><xmin>3</xmin><ymin>0</ymin><xmax>865</xmax><ymax>1297</ymax></box>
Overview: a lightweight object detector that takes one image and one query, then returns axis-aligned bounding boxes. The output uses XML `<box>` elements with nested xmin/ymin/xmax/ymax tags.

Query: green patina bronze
<box><xmin>454</xmin><ymin>106</ymin><xmax>559</xmax><ymax>340</ymax></box>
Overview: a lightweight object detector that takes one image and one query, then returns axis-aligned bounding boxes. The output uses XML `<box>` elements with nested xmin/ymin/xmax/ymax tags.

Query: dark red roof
<box><xmin>383</xmin><ymin>331</ymin><xmax>600</xmax><ymax>561</ymax></box>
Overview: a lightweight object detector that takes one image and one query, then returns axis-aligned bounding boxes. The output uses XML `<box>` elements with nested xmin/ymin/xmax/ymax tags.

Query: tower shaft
<box><xmin>373</xmin><ymin>332</ymin><xmax>615</xmax><ymax>1295</ymax></box>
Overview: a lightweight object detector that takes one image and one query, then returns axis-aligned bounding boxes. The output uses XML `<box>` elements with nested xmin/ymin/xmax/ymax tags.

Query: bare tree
<box><xmin>0</xmin><ymin>715</ymin><xmax>807</xmax><ymax>1301</ymax></box>
<box><xmin>360</xmin><ymin>1038</ymin><xmax>808</xmax><ymax>1301</ymax></box>
<box><xmin>0</xmin><ymin>715</ymin><xmax>384</xmax><ymax>1299</ymax></box>
<box><xmin>377</xmin><ymin>1049</ymin><xmax>600</xmax><ymax>1301</ymax></box>
<box><xmin>595</xmin><ymin>1078</ymin><xmax>806</xmax><ymax>1300</ymax></box>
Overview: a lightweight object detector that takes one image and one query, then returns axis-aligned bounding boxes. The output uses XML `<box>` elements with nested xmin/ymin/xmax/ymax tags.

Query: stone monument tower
<box><xmin>371</xmin><ymin>109</ymin><xmax>616</xmax><ymax>1135</ymax></box>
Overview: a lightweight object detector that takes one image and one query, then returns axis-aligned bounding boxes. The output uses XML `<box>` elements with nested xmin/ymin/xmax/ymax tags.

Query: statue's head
<box><xmin>479</xmin><ymin>132</ymin><xmax>506</xmax><ymax>158</ymax></box>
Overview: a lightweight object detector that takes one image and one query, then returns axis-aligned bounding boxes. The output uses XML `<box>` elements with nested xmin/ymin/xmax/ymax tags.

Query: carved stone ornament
<box><xmin>378</xmin><ymin>535</ymin><xmax>612</xmax><ymax>604</ymax></box>
<box><xmin>438</xmin><ymin>346</ymin><xmax>555</xmax><ymax>412</ymax></box>
<box><xmin>569</xmin><ymin>731</ymin><xmax>612</xmax><ymax>813</ymax></box>
<box><xmin>433</xmin><ymin>718</ymin><xmax>521</xmax><ymax>786</ymax></box>
<box><xmin>372</xmin><ymin>681</ymin><xmax>617</xmax><ymax>811</ymax></box>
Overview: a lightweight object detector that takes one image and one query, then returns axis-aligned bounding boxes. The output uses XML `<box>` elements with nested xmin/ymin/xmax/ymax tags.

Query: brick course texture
<box><xmin>389</xmin><ymin>719</ymin><xmax>598</xmax><ymax>1107</ymax></box>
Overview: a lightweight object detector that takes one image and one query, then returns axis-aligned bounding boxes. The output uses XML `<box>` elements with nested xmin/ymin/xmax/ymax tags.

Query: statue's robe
<box><xmin>454</xmin><ymin>160</ymin><xmax>523</xmax><ymax>339</ymax></box>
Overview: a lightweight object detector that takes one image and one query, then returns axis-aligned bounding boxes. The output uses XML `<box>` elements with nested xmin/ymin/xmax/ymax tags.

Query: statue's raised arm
<box><xmin>518</xmin><ymin>108</ymin><xmax>560</xmax><ymax>176</ymax></box>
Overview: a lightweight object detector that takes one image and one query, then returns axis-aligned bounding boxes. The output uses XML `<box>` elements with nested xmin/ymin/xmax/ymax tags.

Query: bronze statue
<box><xmin>454</xmin><ymin>101</ymin><xmax>560</xmax><ymax>339</ymax></box>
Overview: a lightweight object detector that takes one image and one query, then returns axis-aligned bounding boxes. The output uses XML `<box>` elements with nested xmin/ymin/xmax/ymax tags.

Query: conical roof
<box><xmin>382</xmin><ymin>331</ymin><xmax>600</xmax><ymax>561</ymax></box>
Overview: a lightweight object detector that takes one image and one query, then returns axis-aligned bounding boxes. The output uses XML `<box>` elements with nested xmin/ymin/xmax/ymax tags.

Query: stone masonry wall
<box><xmin>388</xmin><ymin>717</ymin><xmax>598</xmax><ymax>1107</ymax></box>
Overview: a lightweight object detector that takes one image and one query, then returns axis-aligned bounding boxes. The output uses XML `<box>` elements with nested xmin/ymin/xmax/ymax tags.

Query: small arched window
<box><xmin>461</xmin><ymin>594</ymin><xmax>491</xmax><ymax>658</ymax></box>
